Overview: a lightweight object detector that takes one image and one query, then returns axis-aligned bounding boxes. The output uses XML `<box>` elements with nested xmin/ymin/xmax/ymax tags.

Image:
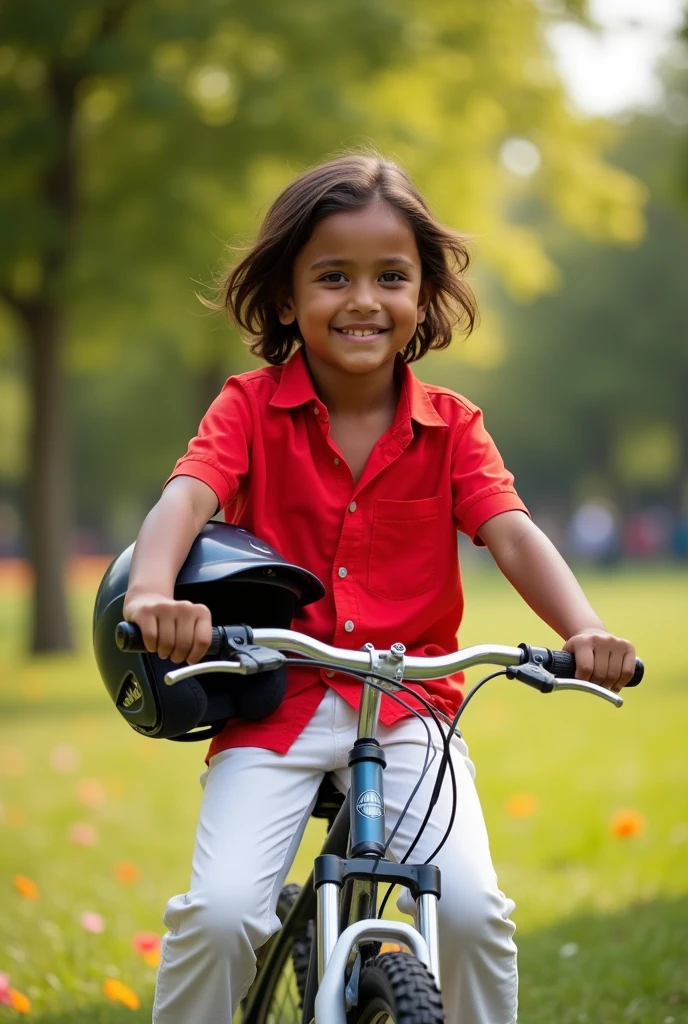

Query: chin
<box><xmin>339</xmin><ymin>351</ymin><xmax>396</xmax><ymax>374</ymax></box>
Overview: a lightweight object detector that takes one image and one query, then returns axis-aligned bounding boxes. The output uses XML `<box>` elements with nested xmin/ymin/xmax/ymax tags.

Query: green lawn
<box><xmin>1</xmin><ymin>563</ymin><xmax>687</xmax><ymax>1022</ymax></box>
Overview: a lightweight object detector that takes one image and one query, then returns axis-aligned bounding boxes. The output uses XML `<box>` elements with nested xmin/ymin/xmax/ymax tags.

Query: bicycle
<box><xmin>116</xmin><ymin>621</ymin><xmax>643</xmax><ymax>1024</ymax></box>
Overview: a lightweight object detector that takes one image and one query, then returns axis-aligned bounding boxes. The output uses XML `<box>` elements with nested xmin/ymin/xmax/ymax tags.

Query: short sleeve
<box><xmin>452</xmin><ymin>406</ymin><xmax>529</xmax><ymax>546</ymax></box>
<box><xmin>164</xmin><ymin>377</ymin><xmax>253</xmax><ymax>511</ymax></box>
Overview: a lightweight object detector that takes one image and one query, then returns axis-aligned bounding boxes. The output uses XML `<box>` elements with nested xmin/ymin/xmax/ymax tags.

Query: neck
<box><xmin>303</xmin><ymin>348</ymin><xmax>400</xmax><ymax>416</ymax></box>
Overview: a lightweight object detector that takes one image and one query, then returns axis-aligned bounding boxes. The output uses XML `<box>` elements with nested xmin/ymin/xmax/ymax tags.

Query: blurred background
<box><xmin>1</xmin><ymin>0</ymin><xmax>687</xmax><ymax>651</ymax></box>
<box><xmin>1</xmin><ymin>1</ymin><xmax>687</xmax><ymax>1021</ymax></box>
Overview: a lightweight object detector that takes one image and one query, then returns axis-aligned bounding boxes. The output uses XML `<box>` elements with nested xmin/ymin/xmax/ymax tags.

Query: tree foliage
<box><xmin>422</xmin><ymin>109</ymin><xmax>688</xmax><ymax>516</ymax></box>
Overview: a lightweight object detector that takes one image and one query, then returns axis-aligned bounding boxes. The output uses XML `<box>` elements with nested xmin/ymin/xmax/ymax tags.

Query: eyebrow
<box><xmin>309</xmin><ymin>256</ymin><xmax>416</xmax><ymax>271</ymax></box>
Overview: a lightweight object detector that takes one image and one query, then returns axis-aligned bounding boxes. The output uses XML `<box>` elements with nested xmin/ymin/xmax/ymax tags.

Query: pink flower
<box><xmin>80</xmin><ymin>911</ymin><xmax>105</xmax><ymax>934</ymax></box>
<box><xmin>132</xmin><ymin>932</ymin><xmax>161</xmax><ymax>955</ymax></box>
<box><xmin>49</xmin><ymin>744</ymin><xmax>81</xmax><ymax>774</ymax></box>
<box><xmin>0</xmin><ymin>971</ymin><xmax>11</xmax><ymax>1006</ymax></box>
<box><xmin>69</xmin><ymin>822</ymin><xmax>98</xmax><ymax>846</ymax></box>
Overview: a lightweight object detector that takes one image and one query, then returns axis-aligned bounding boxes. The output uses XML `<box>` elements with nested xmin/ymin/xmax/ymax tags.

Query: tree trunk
<box><xmin>24</xmin><ymin>301</ymin><xmax>73</xmax><ymax>652</ymax></box>
<box><xmin>23</xmin><ymin>62</ymin><xmax>77</xmax><ymax>652</ymax></box>
<box><xmin>6</xmin><ymin>6</ymin><xmax>134</xmax><ymax>651</ymax></box>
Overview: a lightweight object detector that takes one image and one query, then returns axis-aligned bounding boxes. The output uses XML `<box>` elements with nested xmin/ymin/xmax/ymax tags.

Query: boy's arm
<box><xmin>123</xmin><ymin>476</ymin><xmax>219</xmax><ymax>664</ymax></box>
<box><xmin>476</xmin><ymin>510</ymin><xmax>636</xmax><ymax>692</ymax></box>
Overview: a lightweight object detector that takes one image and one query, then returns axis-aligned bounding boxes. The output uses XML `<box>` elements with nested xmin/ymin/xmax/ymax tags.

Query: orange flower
<box><xmin>9</xmin><ymin>988</ymin><xmax>31</xmax><ymax>1013</ymax></box>
<box><xmin>506</xmin><ymin>793</ymin><xmax>539</xmax><ymax>818</ymax></box>
<box><xmin>0</xmin><ymin>747</ymin><xmax>26</xmax><ymax>778</ymax></box>
<box><xmin>103</xmin><ymin>977</ymin><xmax>140</xmax><ymax>1010</ymax></box>
<box><xmin>77</xmin><ymin>778</ymin><xmax>107</xmax><ymax>808</ymax></box>
<box><xmin>13</xmin><ymin>874</ymin><xmax>39</xmax><ymax>900</ymax></box>
<box><xmin>5</xmin><ymin>805</ymin><xmax>27</xmax><ymax>828</ymax></box>
<box><xmin>114</xmin><ymin>861</ymin><xmax>140</xmax><ymax>884</ymax></box>
<box><xmin>610</xmin><ymin>809</ymin><xmax>645</xmax><ymax>838</ymax></box>
<box><xmin>142</xmin><ymin>949</ymin><xmax>161</xmax><ymax>968</ymax></box>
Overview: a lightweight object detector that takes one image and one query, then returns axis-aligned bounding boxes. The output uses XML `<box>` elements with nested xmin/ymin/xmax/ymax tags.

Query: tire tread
<box><xmin>350</xmin><ymin>951</ymin><xmax>445</xmax><ymax>1023</ymax></box>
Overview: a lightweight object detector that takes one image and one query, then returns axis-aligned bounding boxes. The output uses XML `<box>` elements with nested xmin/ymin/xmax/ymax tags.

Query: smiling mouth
<box><xmin>333</xmin><ymin>327</ymin><xmax>391</xmax><ymax>338</ymax></box>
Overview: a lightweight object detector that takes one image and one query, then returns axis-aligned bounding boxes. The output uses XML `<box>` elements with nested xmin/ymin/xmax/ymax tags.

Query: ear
<box><xmin>416</xmin><ymin>280</ymin><xmax>434</xmax><ymax>325</ymax></box>
<box><xmin>277</xmin><ymin>290</ymin><xmax>296</xmax><ymax>326</ymax></box>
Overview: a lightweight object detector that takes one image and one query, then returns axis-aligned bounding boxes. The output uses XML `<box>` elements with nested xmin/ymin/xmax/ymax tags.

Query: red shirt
<box><xmin>166</xmin><ymin>347</ymin><xmax>529</xmax><ymax>758</ymax></box>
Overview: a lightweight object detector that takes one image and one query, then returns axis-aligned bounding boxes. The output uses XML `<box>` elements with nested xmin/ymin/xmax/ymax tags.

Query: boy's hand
<box><xmin>123</xmin><ymin>592</ymin><xmax>213</xmax><ymax>665</ymax></box>
<box><xmin>563</xmin><ymin>628</ymin><xmax>636</xmax><ymax>693</ymax></box>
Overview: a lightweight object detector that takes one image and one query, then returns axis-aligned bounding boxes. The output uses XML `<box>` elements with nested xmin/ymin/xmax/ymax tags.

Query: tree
<box><xmin>0</xmin><ymin>0</ymin><xmax>408</xmax><ymax>650</ymax></box>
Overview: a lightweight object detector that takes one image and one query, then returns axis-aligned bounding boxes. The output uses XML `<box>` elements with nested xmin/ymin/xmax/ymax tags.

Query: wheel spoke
<box><xmin>266</xmin><ymin>956</ymin><xmax>302</xmax><ymax>1022</ymax></box>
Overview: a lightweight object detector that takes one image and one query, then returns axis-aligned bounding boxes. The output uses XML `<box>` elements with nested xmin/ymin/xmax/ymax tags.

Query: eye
<box><xmin>379</xmin><ymin>271</ymin><xmax>405</xmax><ymax>282</ymax></box>
<box><xmin>319</xmin><ymin>272</ymin><xmax>347</xmax><ymax>283</ymax></box>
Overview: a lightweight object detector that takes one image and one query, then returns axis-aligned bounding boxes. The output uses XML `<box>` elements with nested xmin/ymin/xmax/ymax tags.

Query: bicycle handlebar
<box><xmin>115</xmin><ymin>621</ymin><xmax>644</xmax><ymax>691</ymax></box>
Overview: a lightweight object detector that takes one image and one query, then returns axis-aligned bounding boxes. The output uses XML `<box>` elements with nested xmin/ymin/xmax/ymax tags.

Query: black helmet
<box><xmin>93</xmin><ymin>523</ymin><xmax>325</xmax><ymax>742</ymax></box>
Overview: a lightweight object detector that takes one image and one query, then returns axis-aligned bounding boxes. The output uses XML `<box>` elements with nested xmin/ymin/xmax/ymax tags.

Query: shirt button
<box><xmin>344</xmin><ymin>620</ymin><xmax>355</xmax><ymax>633</ymax></box>
<box><xmin>333</xmin><ymin>457</ymin><xmax>340</xmax><ymax>465</ymax></box>
<box><xmin>325</xmin><ymin>670</ymin><xmax>334</xmax><ymax>679</ymax></box>
<box><xmin>338</xmin><ymin>567</ymin><xmax>348</xmax><ymax>578</ymax></box>
<box><xmin>313</xmin><ymin>406</ymin><xmax>320</xmax><ymax>416</ymax></box>
<box><xmin>348</xmin><ymin>501</ymin><xmax>357</xmax><ymax>513</ymax></box>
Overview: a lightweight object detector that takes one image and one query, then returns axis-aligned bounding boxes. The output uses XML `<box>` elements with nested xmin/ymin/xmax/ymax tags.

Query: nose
<box><xmin>346</xmin><ymin>278</ymin><xmax>382</xmax><ymax>314</ymax></box>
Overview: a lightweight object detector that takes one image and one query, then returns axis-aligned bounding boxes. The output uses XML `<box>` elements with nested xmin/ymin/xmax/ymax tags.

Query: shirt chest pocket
<box><xmin>367</xmin><ymin>496</ymin><xmax>442</xmax><ymax>600</ymax></box>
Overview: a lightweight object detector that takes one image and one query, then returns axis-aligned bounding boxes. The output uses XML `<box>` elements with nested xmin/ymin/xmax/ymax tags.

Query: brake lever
<box><xmin>550</xmin><ymin>677</ymin><xmax>624</xmax><ymax>707</ymax></box>
<box><xmin>505</xmin><ymin>663</ymin><xmax>555</xmax><ymax>692</ymax></box>
<box><xmin>506</xmin><ymin>663</ymin><xmax>623</xmax><ymax>707</ymax></box>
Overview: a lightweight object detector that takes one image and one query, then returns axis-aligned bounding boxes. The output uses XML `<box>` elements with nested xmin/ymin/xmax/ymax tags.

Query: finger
<box><xmin>187</xmin><ymin>609</ymin><xmax>213</xmax><ymax>665</ymax></box>
<box><xmin>171</xmin><ymin>608</ymin><xmax>195</xmax><ymax>664</ymax></box>
<box><xmin>157</xmin><ymin>616</ymin><xmax>176</xmax><ymax>661</ymax></box>
<box><xmin>591</xmin><ymin>646</ymin><xmax>612</xmax><ymax>687</ymax></box>
<box><xmin>607</xmin><ymin>648</ymin><xmax>624</xmax><ymax>690</ymax></box>
<box><xmin>135</xmin><ymin>612</ymin><xmax>158</xmax><ymax>655</ymax></box>
<box><xmin>572</xmin><ymin>645</ymin><xmax>594</xmax><ymax>681</ymax></box>
<box><xmin>619</xmin><ymin>648</ymin><xmax>637</xmax><ymax>687</ymax></box>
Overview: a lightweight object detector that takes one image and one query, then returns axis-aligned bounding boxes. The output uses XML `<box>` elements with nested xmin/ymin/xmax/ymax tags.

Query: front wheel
<box><xmin>237</xmin><ymin>882</ymin><xmax>312</xmax><ymax>1023</ymax></box>
<box><xmin>347</xmin><ymin>952</ymin><xmax>445</xmax><ymax>1023</ymax></box>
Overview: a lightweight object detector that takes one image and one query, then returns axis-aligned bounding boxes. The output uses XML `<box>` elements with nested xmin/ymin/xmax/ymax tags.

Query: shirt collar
<box><xmin>399</xmin><ymin>358</ymin><xmax>448</xmax><ymax>428</ymax></box>
<box><xmin>270</xmin><ymin>346</ymin><xmax>447</xmax><ymax>428</ymax></box>
<box><xmin>269</xmin><ymin>346</ymin><xmax>318</xmax><ymax>410</ymax></box>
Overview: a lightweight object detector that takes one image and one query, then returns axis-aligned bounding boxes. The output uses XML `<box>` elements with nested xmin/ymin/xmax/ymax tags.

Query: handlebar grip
<box><xmin>115</xmin><ymin>621</ymin><xmax>224</xmax><ymax>656</ymax></box>
<box><xmin>547</xmin><ymin>649</ymin><xmax>644</xmax><ymax>687</ymax></box>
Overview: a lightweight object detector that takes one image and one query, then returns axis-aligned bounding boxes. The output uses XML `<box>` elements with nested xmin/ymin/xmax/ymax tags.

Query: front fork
<box><xmin>316</xmin><ymin>872</ymin><xmax>442</xmax><ymax>990</ymax></box>
<box><xmin>315</xmin><ymin>674</ymin><xmax>442</xmax><ymax>991</ymax></box>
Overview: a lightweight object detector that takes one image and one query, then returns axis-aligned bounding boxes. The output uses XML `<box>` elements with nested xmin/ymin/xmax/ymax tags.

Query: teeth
<box><xmin>339</xmin><ymin>328</ymin><xmax>382</xmax><ymax>336</ymax></box>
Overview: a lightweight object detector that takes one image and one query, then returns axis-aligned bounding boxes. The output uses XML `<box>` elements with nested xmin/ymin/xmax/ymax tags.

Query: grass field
<box><xmin>1</xmin><ymin>562</ymin><xmax>687</xmax><ymax>1022</ymax></box>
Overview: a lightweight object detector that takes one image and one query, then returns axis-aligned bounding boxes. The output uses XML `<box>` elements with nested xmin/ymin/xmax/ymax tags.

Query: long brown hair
<box><xmin>205</xmin><ymin>150</ymin><xmax>478</xmax><ymax>364</ymax></box>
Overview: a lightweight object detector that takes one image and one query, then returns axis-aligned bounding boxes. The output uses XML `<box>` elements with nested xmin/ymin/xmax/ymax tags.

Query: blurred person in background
<box><xmin>568</xmin><ymin>500</ymin><xmax>621</xmax><ymax>566</ymax></box>
<box><xmin>623</xmin><ymin>505</ymin><xmax>673</xmax><ymax>560</ymax></box>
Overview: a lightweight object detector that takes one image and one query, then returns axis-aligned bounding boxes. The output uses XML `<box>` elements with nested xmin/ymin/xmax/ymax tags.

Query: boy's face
<box><xmin>278</xmin><ymin>200</ymin><xmax>430</xmax><ymax>377</ymax></box>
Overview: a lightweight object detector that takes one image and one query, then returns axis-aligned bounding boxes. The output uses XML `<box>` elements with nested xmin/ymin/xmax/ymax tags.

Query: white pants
<box><xmin>153</xmin><ymin>689</ymin><xmax>518</xmax><ymax>1023</ymax></box>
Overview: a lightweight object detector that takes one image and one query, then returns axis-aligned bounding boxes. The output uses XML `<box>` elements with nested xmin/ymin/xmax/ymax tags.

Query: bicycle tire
<box><xmin>347</xmin><ymin>952</ymin><xmax>445</xmax><ymax>1024</ymax></box>
<box><xmin>238</xmin><ymin>882</ymin><xmax>313</xmax><ymax>1024</ymax></box>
